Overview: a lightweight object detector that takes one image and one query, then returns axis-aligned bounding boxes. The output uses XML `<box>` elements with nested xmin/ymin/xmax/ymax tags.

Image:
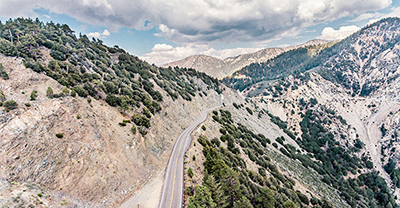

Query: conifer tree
<box><xmin>188</xmin><ymin>186</ymin><xmax>216</xmax><ymax>208</ymax></box>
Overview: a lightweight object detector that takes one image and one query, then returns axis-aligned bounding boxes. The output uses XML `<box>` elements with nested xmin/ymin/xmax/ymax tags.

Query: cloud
<box><xmin>204</xmin><ymin>47</ymin><xmax>261</xmax><ymax>60</ymax></box>
<box><xmin>350</xmin><ymin>12</ymin><xmax>382</xmax><ymax>22</ymax></box>
<box><xmin>87</xmin><ymin>29</ymin><xmax>110</xmax><ymax>38</ymax></box>
<box><xmin>0</xmin><ymin>0</ymin><xmax>392</xmax><ymax>44</ymax></box>
<box><xmin>318</xmin><ymin>25</ymin><xmax>361</xmax><ymax>40</ymax></box>
<box><xmin>140</xmin><ymin>44</ymin><xmax>260</xmax><ymax>65</ymax></box>
<box><xmin>140</xmin><ymin>44</ymin><xmax>209</xmax><ymax>65</ymax></box>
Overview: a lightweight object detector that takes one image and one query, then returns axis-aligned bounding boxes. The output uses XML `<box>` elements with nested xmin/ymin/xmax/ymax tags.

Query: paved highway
<box><xmin>158</xmin><ymin>107</ymin><xmax>216</xmax><ymax>208</ymax></box>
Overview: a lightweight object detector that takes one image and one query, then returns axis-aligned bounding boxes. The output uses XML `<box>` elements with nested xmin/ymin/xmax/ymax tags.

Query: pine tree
<box><xmin>188</xmin><ymin>186</ymin><xmax>216</xmax><ymax>208</ymax></box>
<box><xmin>255</xmin><ymin>188</ymin><xmax>275</xmax><ymax>208</ymax></box>
<box><xmin>220</xmin><ymin>169</ymin><xmax>242</xmax><ymax>208</ymax></box>
<box><xmin>203</xmin><ymin>172</ymin><xmax>222</xmax><ymax>206</ymax></box>
<box><xmin>233</xmin><ymin>196</ymin><xmax>253</xmax><ymax>208</ymax></box>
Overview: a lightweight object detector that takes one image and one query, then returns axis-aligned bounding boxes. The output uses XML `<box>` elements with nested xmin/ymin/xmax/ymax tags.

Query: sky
<box><xmin>1</xmin><ymin>0</ymin><xmax>400</xmax><ymax>65</ymax></box>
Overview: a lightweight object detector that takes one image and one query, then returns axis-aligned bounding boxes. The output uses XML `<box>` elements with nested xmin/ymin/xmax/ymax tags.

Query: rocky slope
<box><xmin>207</xmin><ymin>17</ymin><xmax>400</xmax><ymax>207</ymax></box>
<box><xmin>0</xmin><ymin>53</ymin><xmax>240</xmax><ymax>207</ymax></box>
<box><xmin>163</xmin><ymin>40</ymin><xmax>330</xmax><ymax>79</ymax></box>
<box><xmin>0</xmin><ymin>18</ymin><xmax>240</xmax><ymax>207</ymax></box>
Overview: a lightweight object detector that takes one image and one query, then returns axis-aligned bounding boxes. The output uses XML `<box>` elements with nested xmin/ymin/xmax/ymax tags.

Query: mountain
<box><xmin>1</xmin><ymin>17</ymin><xmax>400</xmax><ymax>208</ymax></box>
<box><xmin>209</xmin><ymin>17</ymin><xmax>400</xmax><ymax>207</ymax></box>
<box><xmin>0</xmin><ymin>18</ymin><xmax>232</xmax><ymax>207</ymax></box>
<box><xmin>163</xmin><ymin>39</ymin><xmax>331</xmax><ymax>79</ymax></box>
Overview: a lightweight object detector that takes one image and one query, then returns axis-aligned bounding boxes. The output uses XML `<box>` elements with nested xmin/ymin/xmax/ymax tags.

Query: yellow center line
<box><xmin>169</xmin><ymin>129</ymin><xmax>190</xmax><ymax>208</ymax></box>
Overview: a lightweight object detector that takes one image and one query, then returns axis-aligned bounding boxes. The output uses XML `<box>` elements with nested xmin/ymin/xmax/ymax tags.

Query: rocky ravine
<box><xmin>253</xmin><ymin>72</ymin><xmax>400</xmax><ymax>200</ymax></box>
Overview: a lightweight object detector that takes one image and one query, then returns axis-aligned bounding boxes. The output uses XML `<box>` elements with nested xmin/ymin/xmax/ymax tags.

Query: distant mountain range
<box><xmin>163</xmin><ymin>39</ymin><xmax>331</xmax><ymax>79</ymax></box>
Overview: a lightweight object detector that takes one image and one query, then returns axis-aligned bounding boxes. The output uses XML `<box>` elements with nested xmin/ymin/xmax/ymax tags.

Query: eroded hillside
<box><xmin>0</xmin><ymin>18</ymin><xmax>241</xmax><ymax>207</ymax></box>
<box><xmin>184</xmin><ymin>18</ymin><xmax>400</xmax><ymax>208</ymax></box>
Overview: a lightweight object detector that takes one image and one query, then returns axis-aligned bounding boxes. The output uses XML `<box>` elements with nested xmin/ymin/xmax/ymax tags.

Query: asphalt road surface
<box><xmin>158</xmin><ymin>107</ymin><xmax>216</xmax><ymax>208</ymax></box>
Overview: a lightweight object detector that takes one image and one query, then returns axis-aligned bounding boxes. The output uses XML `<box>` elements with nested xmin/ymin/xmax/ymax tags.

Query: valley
<box><xmin>0</xmin><ymin>16</ymin><xmax>400</xmax><ymax>208</ymax></box>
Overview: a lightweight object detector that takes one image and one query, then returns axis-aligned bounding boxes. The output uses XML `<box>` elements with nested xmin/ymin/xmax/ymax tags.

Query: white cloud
<box><xmin>102</xmin><ymin>29</ymin><xmax>110</xmax><ymax>36</ymax></box>
<box><xmin>140</xmin><ymin>44</ymin><xmax>260</xmax><ymax>65</ymax></box>
<box><xmin>152</xmin><ymin>43</ymin><xmax>174</xmax><ymax>51</ymax></box>
<box><xmin>351</xmin><ymin>5</ymin><xmax>400</xmax><ymax>24</ymax></box>
<box><xmin>87</xmin><ymin>29</ymin><xmax>110</xmax><ymax>38</ymax></box>
<box><xmin>383</xmin><ymin>6</ymin><xmax>400</xmax><ymax>18</ymax></box>
<box><xmin>140</xmin><ymin>44</ymin><xmax>209</xmax><ymax>65</ymax></box>
<box><xmin>0</xmin><ymin>0</ymin><xmax>392</xmax><ymax>44</ymax></box>
<box><xmin>318</xmin><ymin>25</ymin><xmax>361</xmax><ymax>40</ymax></box>
<box><xmin>350</xmin><ymin>12</ymin><xmax>381</xmax><ymax>22</ymax></box>
<box><xmin>204</xmin><ymin>47</ymin><xmax>261</xmax><ymax>60</ymax></box>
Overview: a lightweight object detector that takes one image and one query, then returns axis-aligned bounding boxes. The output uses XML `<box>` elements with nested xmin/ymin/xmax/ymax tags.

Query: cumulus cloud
<box><xmin>318</xmin><ymin>25</ymin><xmax>361</xmax><ymax>40</ymax></box>
<box><xmin>0</xmin><ymin>0</ymin><xmax>392</xmax><ymax>44</ymax></box>
<box><xmin>140</xmin><ymin>44</ymin><xmax>260</xmax><ymax>65</ymax></box>
<box><xmin>87</xmin><ymin>29</ymin><xmax>111</xmax><ymax>38</ymax></box>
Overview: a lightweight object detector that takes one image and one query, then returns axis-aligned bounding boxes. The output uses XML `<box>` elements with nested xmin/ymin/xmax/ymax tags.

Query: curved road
<box><xmin>158</xmin><ymin>107</ymin><xmax>217</xmax><ymax>208</ymax></box>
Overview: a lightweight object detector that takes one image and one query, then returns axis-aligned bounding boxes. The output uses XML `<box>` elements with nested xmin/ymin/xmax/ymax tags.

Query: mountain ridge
<box><xmin>163</xmin><ymin>39</ymin><xmax>331</xmax><ymax>79</ymax></box>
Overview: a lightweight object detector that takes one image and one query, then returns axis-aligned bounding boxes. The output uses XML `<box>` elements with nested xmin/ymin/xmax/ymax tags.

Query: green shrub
<box><xmin>72</xmin><ymin>86</ymin><xmax>88</xmax><ymax>97</ymax></box>
<box><xmin>143</xmin><ymin>107</ymin><xmax>151</xmax><ymax>118</ymax></box>
<box><xmin>0</xmin><ymin>89</ymin><xmax>5</xmax><ymax>102</ymax></box>
<box><xmin>62</xmin><ymin>86</ymin><xmax>70</xmax><ymax>94</ymax></box>
<box><xmin>211</xmin><ymin>138</ymin><xmax>220</xmax><ymax>147</ymax></box>
<box><xmin>246</xmin><ymin>107</ymin><xmax>253</xmax><ymax>115</ymax></box>
<box><xmin>131</xmin><ymin>113</ymin><xmax>151</xmax><ymax>128</ymax></box>
<box><xmin>272</xmin><ymin>143</ymin><xmax>278</xmax><ymax>148</ymax></box>
<box><xmin>201</xmin><ymin>125</ymin><xmax>206</xmax><ymax>130</ymax></box>
<box><xmin>188</xmin><ymin>167</ymin><xmax>194</xmax><ymax>178</ymax></box>
<box><xmin>1</xmin><ymin>70</ymin><xmax>9</xmax><ymax>80</ymax></box>
<box><xmin>30</xmin><ymin>90</ymin><xmax>37</xmax><ymax>100</ymax></box>
<box><xmin>25</xmin><ymin>103</ymin><xmax>31</xmax><ymax>107</ymax></box>
<box><xmin>56</xmin><ymin>133</ymin><xmax>63</xmax><ymax>138</ymax></box>
<box><xmin>105</xmin><ymin>94</ymin><xmax>120</xmax><ymax>106</ymax></box>
<box><xmin>3</xmin><ymin>100</ymin><xmax>18</xmax><ymax>111</ymax></box>
<box><xmin>71</xmin><ymin>89</ymin><xmax>77</xmax><ymax>97</ymax></box>
<box><xmin>46</xmin><ymin>87</ymin><xmax>53</xmax><ymax>98</ymax></box>
<box><xmin>138</xmin><ymin>127</ymin><xmax>147</xmax><ymax>136</ymax></box>
<box><xmin>131</xmin><ymin>125</ymin><xmax>137</xmax><ymax>134</ymax></box>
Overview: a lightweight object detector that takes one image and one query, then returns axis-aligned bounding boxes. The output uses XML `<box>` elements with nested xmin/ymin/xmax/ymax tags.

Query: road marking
<box><xmin>169</xmin><ymin>129</ymin><xmax>189</xmax><ymax>208</ymax></box>
<box><xmin>159</xmin><ymin>107</ymin><xmax>219</xmax><ymax>208</ymax></box>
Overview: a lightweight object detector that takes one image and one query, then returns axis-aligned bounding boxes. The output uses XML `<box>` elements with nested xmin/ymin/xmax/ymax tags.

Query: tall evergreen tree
<box><xmin>188</xmin><ymin>186</ymin><xmax>216</xmax><ymax>208</ymax></box>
